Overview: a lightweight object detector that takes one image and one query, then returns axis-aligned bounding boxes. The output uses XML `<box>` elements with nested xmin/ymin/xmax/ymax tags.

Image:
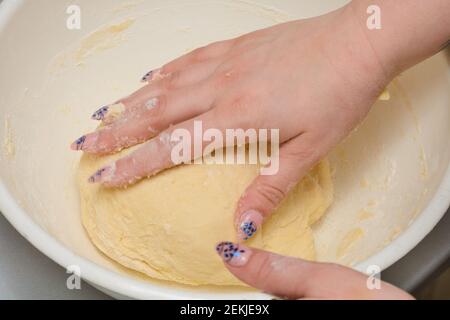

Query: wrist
<box><xmin>317</xmin><ymin>5</ymin><xmax>393</xmax><ymax>102</ymax></box>
<box><xmin>345</xmin><ymin>1</ymin><xmax>397</xmax><ymax>80</ymax></box>
<box><xmin>348</xmin><ymin>0</ymin><xmax>450</xmax><ymax>76</ymax></box>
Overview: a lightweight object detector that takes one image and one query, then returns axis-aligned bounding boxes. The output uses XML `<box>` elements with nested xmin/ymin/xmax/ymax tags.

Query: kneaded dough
<box><xmin>78</xmin><ymin>148</ymin><xmax>333</xmax><ymax>286</ymax></box>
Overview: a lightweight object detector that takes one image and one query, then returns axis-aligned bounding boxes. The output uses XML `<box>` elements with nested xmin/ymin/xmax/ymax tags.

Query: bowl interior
<box><xmin>0</xmin><ymin>0</ymin><xmax>449</xmax><ymax>299</ymax></box>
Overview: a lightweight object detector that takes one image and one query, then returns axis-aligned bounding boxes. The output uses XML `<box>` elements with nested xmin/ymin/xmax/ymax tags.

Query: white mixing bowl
<box><xmin>0</xmin><ymin>0</ymin><xmax>449</xmax><ymax>299</ymax></box>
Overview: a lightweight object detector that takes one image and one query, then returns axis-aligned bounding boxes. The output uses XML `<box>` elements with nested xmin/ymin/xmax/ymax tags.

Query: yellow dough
<box><xmin>78</xmin><ymin>148</ymin><xmax>333</xmax><ymax>286</ymax></box>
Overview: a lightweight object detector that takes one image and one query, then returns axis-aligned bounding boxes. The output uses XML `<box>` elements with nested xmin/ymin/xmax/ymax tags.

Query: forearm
<box><xmin>348</xmin><ymin>0</ymin><xmax>450</xmax><ymax>78</ymax></box>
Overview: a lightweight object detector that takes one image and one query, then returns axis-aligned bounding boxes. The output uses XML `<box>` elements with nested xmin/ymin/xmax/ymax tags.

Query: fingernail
<box><xmin>141</xmin><ymin>68</ymin><xmax>161</xmax><ymax>82</ymax></box>
<box><xmin>70</xmin><ymin>135</ymin><xmax>86</xmax><ymax>151</ymax></box>
<box><xmin>215</xmin><ymin>242</ymin><xmax>252</xmax><ymax>267</ymax></box>
<box><xmin>88</xmin><ymin>164</ymin><xmax>115</xmax><ymax>184</ymax></box>
<box><xmin>91</xmin><ymin>103</ymin><xmax>126</xmax><ymax>122</ymax></box>
<box><xmin>237</xmin><ymin>210</ymin><xmax>264</xmax><ymax>241</ymax></box>
<box><xmin>70</xmin><ymin>133</ymin><xmax>98</xmax><ymax>151</ymax></box>
<box><xmin>91</xmin><ymin>106</ymin><xmax>109</xmax><ymax>120</ymax></box>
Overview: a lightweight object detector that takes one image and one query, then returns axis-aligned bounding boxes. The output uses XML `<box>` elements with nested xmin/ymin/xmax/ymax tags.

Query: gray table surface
<box><xmin>0</xmin><ymin>213</ymin><xmax>110</xmax><ymax>300</ymax></box>
<box><xmin>0</xmin><ymin>209</ymin><xmax>448</xmax><ymax>299</ymax></box>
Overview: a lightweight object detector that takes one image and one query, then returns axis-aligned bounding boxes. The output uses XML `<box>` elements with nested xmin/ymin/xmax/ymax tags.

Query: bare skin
<box><xmin>71</xmin><ymin>0</ymin><xmax>450</xmax><ymax>299</ymax></box>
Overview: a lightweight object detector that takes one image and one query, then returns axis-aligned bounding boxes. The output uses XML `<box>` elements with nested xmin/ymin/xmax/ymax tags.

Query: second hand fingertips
<box><xmin>215</xmin><ymin>242</ymin><xmax>252</xmax><ymax>267</ymax></box>
<box><xmin>237</xmin><ymin>210</ymin><xmax>264</xmax><ymax>241</ymax></box>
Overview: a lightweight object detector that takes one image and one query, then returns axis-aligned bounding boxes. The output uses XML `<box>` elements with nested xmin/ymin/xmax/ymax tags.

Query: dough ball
<box><xmin>78</xmin><ymin>149</ymin><xmax>333</xmax><ymax>286</ymax></box>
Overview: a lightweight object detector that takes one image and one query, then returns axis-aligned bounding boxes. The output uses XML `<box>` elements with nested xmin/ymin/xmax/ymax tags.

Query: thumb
<box><xmin>235</xmin><ymin>133</ymin><xmax>324</xmax><ymax>241</ymax></box>
<box><xmin>215</xmin><ymin>242</ymin><xmax>414</xmax><ymax>300</ymax></box>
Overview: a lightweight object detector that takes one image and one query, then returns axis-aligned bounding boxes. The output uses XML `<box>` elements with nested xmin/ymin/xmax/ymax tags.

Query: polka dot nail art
<box><xmin>240</xmin><ymin>221</ymin><xmax>257</xmax><ymax>240</ymax></box>
<box><xmin>72</xmin><ymin>135</ymin><xmax>86</xmax><ymax>151</ymax></box>
<box><xmin>216</xmin><ymin>242</ymin><xmax>252</xmax><ymax>267</ymax></box>
<box><xmin>237</xmin><ymin>210</ymin><xmax>264</xmax><ymax>241</ymax></box>
<box><xmin>91</xmin><ymin>106</ymin><xmax>109</xmax><ymax>120</ymax></box>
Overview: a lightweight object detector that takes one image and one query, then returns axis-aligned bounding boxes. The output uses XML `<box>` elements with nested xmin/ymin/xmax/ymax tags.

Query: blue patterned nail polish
<box><xmin>141</xmin><ymin>70</ymin><xmax>154</xmax><ymax>82</ymax></box>
<box><xmin>91</xmin><ymin>106</ymin><xmax>109</xmax><ymax>120</ymax></box>
<box><xmin>237</xmin><ymin>210</ymin><xmax>263</xmax><ymax>241</ymax></box>
<box><xmin>88</xmin><ymin>167</ymin><xmax>108</xmax><ymax>183</ymax></box>
<box><xmin>216</xmin><ymin>242</ymin><xmax>245</xmax><ymax>262</ymax></box>
<box><xmin>73</xmin><ymin>136</ymin><xmax>86</xmax><ymax>150</ymax></box>
<box><xmin>216</xmin><ymin>242</ymin><xmax>251</xmax><ymax>266</ymax></box>
<box><xmin>240</xmin><ymin>221</ymin><xmax>257</xmax><ymax>240</ymax></box>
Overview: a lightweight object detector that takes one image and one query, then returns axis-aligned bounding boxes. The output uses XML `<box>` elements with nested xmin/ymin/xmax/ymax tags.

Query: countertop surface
<box><xmin>0</xmin><ymin>210</ymin><xmax>448</xmax><ymax>299</ymax></box>
<box><xmin>0</xmin><ymin>213</ymin><xmax>110</xmax><ymax>300</ymax></box>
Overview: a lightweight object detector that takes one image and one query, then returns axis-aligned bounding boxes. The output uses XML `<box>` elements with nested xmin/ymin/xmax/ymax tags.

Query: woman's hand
<box><xmin>71</xmin><ymin>4</ymin><xmax>390</xmax><ymax>240</ymax></box>
<box><xmin>215</xmin><ymin>241</ymin><xmax>414</xmax><ymax>300</ymax></box>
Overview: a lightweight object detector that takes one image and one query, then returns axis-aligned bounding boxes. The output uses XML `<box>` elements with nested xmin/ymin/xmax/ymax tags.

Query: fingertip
<box><xmin>87</xmin><ymin>163</ymin><xmax>116</xmax><ymax>184</ymax></box>
<box><xmin>70</xmin><ymin>135</ymin><xmax>86</xmax><ymax>151</ymax></box>
<box><xmin>141</xmin><ymin>68</ymin><xmax>162</xmax><ymax>82</ymax></box>
<box><xmin>92</xmin><ymin>155</ymin><xmax>145</xmax><ymax>188</ymax></box>
<box><xmin>215</xmin><ymin>241</ymin><xmax>253</xmax><ymax>268</ymax></box>
<box><xmin>141</xmin><ymin>70</ymin><xmax>153</xmax><ymax>83</ymax></box>
<box><xmin>216</xmin><ymin>244</ymin><xmax>310</xmax><ymax>298</ymax></box>
<box><xmin>91</xmin><ymin>106</ymin><xmax>109</xmax><ymax>121</ymax></box>
<box><xmin>236</xmin><ymin>210</ymin><xmax>264</xmax><ymax>242</ymax></box>
<box><xmin>95</xmin><ymin>103</ymin><xmax>126</xmax><ymax>124</ymax></box>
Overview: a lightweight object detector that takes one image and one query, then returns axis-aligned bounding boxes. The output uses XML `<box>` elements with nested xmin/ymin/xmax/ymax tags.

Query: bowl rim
<box><xmin>0</xmin><ymin>0</ymin><xmax>449</xmax><ymax>300</ymax></box>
